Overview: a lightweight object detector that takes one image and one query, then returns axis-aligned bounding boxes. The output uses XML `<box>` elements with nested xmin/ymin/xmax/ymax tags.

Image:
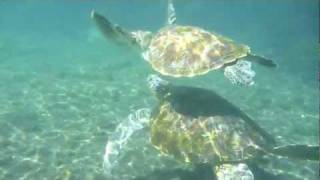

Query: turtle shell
<box><xmin>150</xmin><ymin>101</ymin><xmax>268</xmax><ymax>164</ymax></box>
<box><xmin>143</xmin><ymin>25</ymin><xmax>250</xmax><ymax>77</ymax></box>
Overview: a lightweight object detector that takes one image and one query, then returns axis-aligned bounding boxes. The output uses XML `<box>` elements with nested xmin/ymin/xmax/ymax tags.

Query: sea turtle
<box><xmin>146</xmin><ymin>74</ymin><xmax>318</xmax><ymax>180</ymax></box>
<box><xmin>91</xmin><ymin>0</ymin><xmax>277</xmax><ymax>86</ymax></box>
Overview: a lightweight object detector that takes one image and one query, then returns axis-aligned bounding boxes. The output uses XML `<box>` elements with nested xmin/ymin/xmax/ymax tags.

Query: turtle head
<box><xmin>147</xmin><ymin>74</ymin><xmax>171</xmax><ymax>100</ymax></box>
<box><xmin>131</xmin><ymin>31</ymin><xmax>153</xmax><ymax>50</ymax></box>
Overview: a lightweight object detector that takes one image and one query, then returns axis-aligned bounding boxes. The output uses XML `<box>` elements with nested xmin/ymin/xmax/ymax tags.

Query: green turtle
<box><xmin>91</xmin><ymin>0</ymin><xmax>277</xmax><ymax>86</ymax></box>
<box><xmin>146</xmin><ymin>74</ymin><xmax>318</xmax><ymax>180</ymax></box>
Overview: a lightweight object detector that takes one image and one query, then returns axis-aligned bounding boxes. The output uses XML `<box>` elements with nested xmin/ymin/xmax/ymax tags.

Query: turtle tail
<box><xmin>271</xmin><ymin>144</ymin><xmax>319</xmax><ymax>161</ymax></box>
<box><xmin>247</xmin><ymin>53</ymin><xmax>278</xmax><ymax>68</ymax></box>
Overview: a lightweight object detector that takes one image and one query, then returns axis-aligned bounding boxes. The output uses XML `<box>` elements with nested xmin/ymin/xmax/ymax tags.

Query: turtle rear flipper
<box><xmin>271</xmin><ymin>144</ymin><xmax>319</xmax><ymax>161</ymax></box>
<box><xmin>91</xmin><ymin>10</ymin><xmax>139</xmax><ymax>48</ymax></box>
<box><xmin>247</xmin><ymin>53</ymin><xmax>278</xmax><ymax>68</ymax></box>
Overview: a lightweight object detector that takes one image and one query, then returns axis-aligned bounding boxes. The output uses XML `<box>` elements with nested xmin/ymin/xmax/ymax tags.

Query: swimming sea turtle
<box><xmin>91</xmin><ymin>0</ymin><xmax>277</xmax><ymax>86</ymax></box>
<box><xmin>146</xmin><ymin>74</ymin><xmax>318</xmax><ymax>180</ymax></box>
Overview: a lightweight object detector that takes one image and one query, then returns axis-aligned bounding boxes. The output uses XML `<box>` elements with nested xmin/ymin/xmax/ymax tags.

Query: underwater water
<box><xmin>0</xmin><ymin>0</ymin><xmax>318</xmax><ymax>180</ymax></box>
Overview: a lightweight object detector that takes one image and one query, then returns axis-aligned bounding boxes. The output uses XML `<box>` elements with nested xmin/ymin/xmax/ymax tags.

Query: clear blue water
<box><xmin>0</xmin><ymin>0</ymin><xmax>318</xmax><ymax>180</ymax></box>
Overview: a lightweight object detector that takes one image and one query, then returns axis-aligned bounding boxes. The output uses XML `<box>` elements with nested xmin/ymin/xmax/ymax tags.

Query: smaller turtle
<box><xmin>147</xmin><ymin>74</ymin><xmax>319</xmax><ymax>180</ymax></box>
<box><xmin>91</xmin><ymin>0</ymin><xmax>277</xmax><ymax>86</ymax></box>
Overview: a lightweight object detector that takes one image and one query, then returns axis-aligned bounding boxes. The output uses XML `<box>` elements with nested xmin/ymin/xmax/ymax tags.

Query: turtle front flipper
<box><xmin>247</xmin><ymin>53</ymin><xmax>278</xmax><ymax>68</ymax></box>
<box><xmin>271</xmin><ymin>144</ymin><xmax>319</xmax><ymax>161</ymax></box>
<box><xmin>167</xmin><ymin>0</ymin><xmax>177</xmax><ymax>25</ymax></box>
<box><xmin>91</xmin><ymin>10</ymin><xmax>140</xmax><ymax>48</ymax></box>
